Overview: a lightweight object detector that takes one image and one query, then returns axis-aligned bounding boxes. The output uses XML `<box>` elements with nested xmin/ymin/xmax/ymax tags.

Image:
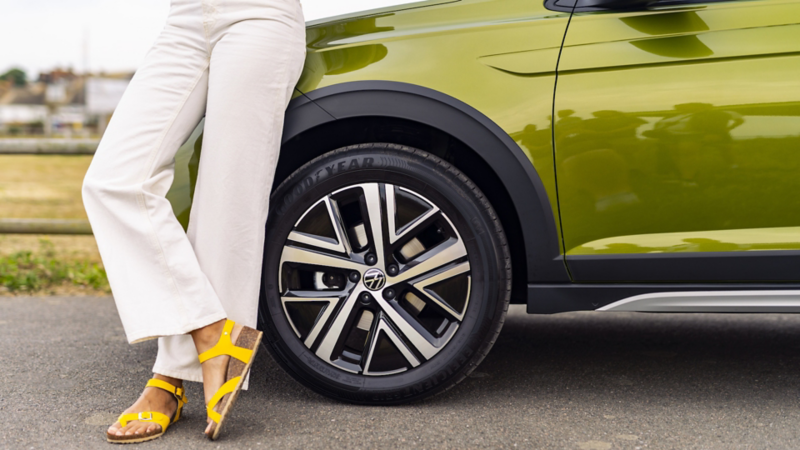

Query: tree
<box><xmin>0</xmin><ymin>68</ymin><xmax>28</xmax><ymax>87</ymax></box>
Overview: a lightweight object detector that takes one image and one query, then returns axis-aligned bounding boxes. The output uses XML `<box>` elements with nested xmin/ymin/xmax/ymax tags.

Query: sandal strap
<box><xmin>206</xmin><ymin>376</ymin><xmax>241</xmax><ymax>424</ymax></box>
<box><xmin>197</xmin><ymin>319</ymin><xmax>253</xmax><ymax>365</ymax></box>
<box><xmin>146</xmin><ymin>378</ymin><xmax>186</xmax><ymax>402</ymax></box>
<box><xmin>145</xmin><ymin>378</ymin><xmax>188</xmax><ymax>423</ymax></box>
<box><xmin>118</xmin><ymin>411</ymin><xmax>171</xmax><ymax>432</ymax></box>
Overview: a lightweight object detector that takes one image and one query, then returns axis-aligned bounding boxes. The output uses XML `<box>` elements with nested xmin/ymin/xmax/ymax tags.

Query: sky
<box><xmin>0</xmin><ymin>0</ymin><xmax>418</xmax><ymax>77</ymax></box>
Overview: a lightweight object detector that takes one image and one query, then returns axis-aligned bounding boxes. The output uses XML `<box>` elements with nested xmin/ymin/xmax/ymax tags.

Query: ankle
<box><xmin>152</xmin><ymin>373</ymin><xmax>183</xmax><ymax>389</ymax></box>
<box><xmin>191</xmin><ymin>319</ymin><xmax>227</xmax><ymax>354</ymax></box>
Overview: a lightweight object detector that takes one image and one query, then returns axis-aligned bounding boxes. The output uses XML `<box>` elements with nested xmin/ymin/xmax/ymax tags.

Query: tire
<box><xmin>258</xmin><ymin>143</ymin><xmax>511</xmax><ymax>405</ymax></box>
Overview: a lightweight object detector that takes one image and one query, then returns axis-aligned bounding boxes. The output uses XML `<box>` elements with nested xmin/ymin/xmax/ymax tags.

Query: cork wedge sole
<box><xmin>205</xmin><ymin>326</ymin><xmax>263</xmax><ymax>441</ymax></box>
<box><xmin>106</xmin><ymin>430</ymin><xmax>164</xmax><ymax>444</ymax></box>
<box><xmin>106</xmin><ymin>409</ymin><xmax>179</xmax><ymax>443</ymax></box>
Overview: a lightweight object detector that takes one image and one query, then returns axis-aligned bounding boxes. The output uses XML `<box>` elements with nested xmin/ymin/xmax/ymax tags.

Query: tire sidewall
<box><xmin>259</xmin><ymin>144</ymin><xmax>507</xmax><ymax>404</ymax></box>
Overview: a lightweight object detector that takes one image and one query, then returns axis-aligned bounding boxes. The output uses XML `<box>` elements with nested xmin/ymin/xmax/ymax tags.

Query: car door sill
<box><xmin>528</xmin><ymin>284</ymin><xmax>800</xmax><ymax>314</ymax></box>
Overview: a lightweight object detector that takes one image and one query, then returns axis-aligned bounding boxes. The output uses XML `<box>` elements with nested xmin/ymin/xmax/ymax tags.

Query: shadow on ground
<box><xmin>2</xmin><ymin>297</ymin><xmax>800</xmax><ymax>449</ymax></box>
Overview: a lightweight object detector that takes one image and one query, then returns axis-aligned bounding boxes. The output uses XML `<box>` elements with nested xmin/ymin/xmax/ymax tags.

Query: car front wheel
<box><xmin>259</xmin><ymin>143</ymin><xmax>510</xmax><ymax>404</ymax></box>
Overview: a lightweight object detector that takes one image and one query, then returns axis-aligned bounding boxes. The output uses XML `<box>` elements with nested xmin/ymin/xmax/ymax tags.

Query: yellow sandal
<box><xmin>199</xmin><ymin>319</ymin><xmax>263</xmax><ymax>440</ymax></box>
<box><xmin>106</xmin><ymin>379</ymin><xmax>188</xmax><ymax>444</ymax></box>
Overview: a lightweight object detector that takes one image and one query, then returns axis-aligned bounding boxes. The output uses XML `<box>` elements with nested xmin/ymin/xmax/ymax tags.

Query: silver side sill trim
<box><xmin>597</xmin><ymin>290</ymin><xmax>800</xmax><ymax>313</ymax></box>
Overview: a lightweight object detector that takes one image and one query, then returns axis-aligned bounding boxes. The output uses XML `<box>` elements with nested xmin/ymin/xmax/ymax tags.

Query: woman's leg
<box><xmin>152</xmin><ymin>0</ymin><xmax>306</xmax><ymax>400</ymax></box>
<box><xmin>82</xmin><ymin>1</ymin><xmax>226</xmax><ymax>346</ymax></box>
<box><xmin>85</xmin><ymin>0</ymin><xmax>305</xmax><ymax>437</ymax></box>
<box><xmin>81</xmin><ymin>0</ymin><xmax>227</xmax><ymax>438</ymax></box>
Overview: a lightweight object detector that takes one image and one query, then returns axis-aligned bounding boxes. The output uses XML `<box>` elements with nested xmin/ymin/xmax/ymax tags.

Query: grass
<box><xmin>0</xmin><ymin>154</ymin><xmax>108</xmax><ymax>296</ymax></box>
<box><xmin>0</xmin><ymin>155</ymin><xmax>92</xmax><ymax>219</ymax></box>
<box><xmin>0</xmin><ymin>237</ymin><xmax>109</xmax><ymax>296</ymax></box>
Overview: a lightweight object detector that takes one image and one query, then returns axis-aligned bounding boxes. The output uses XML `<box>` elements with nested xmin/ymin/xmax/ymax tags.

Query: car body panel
<box><xmin>165</xmin><ymin>119</ymin><xmax>204</xmax><ymax>229</ymax></box>
<box><xmin>554</xmin><ymin>0</ymin><xmax>800</xmax><ymax>274</ymax></box>
<box><xmin>296</xmin><ymin>0</ymin><xmax>571</xmax><ymax>242</ymax></box>
<box><xmin>166</xmin><ymin>0</ymin><xmax>800</xmax><ymax>294</ymax></box>
<box><xmin>293</xmin><ymin>80</ymin><xmax>570</xmax><ymax>282</ymax></box>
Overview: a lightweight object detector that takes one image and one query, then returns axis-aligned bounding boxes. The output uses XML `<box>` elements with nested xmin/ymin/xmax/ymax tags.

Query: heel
<box><xmin>198</xmin><ymin>319</ymin><xmax>263</xmax><ymax>440</ymax></box>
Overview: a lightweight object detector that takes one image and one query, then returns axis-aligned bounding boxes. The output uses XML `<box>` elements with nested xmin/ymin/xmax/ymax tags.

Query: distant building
<box><xmin>0</xmin><ymin>68</ymin><xmax>132</xmax><ymax>137</ymax></box>
<box><xmin>86</xmin><ymin>77</ymin><xmax>131</xmax><ymax>134</ymax></box>
<box><xmin>37</xmin><ymin>68</ymin><xmax>79</xmax><ymax>85</ymax></box>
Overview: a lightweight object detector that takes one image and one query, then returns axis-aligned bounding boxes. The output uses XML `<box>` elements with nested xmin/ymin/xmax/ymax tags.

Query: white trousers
<box><xmin>81</xmin><ymin>0</ymin><xmax>306</xmax><ymax>383</ymax></box>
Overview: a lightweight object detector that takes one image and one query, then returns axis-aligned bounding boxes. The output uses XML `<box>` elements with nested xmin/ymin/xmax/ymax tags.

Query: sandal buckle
<box><xmin>138</xmin><ymin>412</ymin><xmax>152</xmax><ymax>421</ymax></box>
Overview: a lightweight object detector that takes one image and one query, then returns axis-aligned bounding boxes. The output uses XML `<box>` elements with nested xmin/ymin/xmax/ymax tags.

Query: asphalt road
<box><xmin>3</xmin><ymin>296</ymin><xmax>800</xmax><ymax>449</ymax></box>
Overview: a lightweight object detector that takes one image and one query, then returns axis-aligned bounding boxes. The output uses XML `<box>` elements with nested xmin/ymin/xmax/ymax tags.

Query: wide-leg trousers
<box><xmin>81</xmin><ymin>0</ymin><xmax>306</xmax><ymax>383</ymax></box>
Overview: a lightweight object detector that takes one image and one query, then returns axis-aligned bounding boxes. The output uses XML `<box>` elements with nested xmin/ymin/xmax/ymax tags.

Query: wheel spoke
<box><xmin>410</xmin><ymin>261</ymin><xmax>471</xmax><ymax>320</ymax></box>
<box><xmin>373</xmin><ymin>294</ymin><xmax>439</xmax><ymax>360</ymax></box>
<box><xmin>281</xmin><ymin>291</ymin><xmax>344</xmax><ymax>347</ymax></box>
<box><xmin>283</xmin><ymin>289</ymin><xmax>349</xmax><ymax>298</ymax></box>
<box><xmin>360</xmin><ymin>183</ymin><xmax>386</xmax><ymax>267</ymax></box>
<box><xmin>288</xmin><ymin>196</ymin><xmax>352</xmax><ymax>255</ymax></box>
<box><xmin>280</xmin><ymin>244</ymin><xmax>364</xmax><ymax>273</ymax></box>
<box><xmin>385</xmin><ymin>184</ymin><xmax>440</xmax><ymax>245</ymax></box>
<box><xmin>363</xmin><ymin>312</ymin><xmax>421</xmax><ymax>375</ymax></box>
<box><xmin>315</xmin><ymin>285</ymin><xmax>367</xmax><ymax>363</ymax></box>
<box><xmin>388</xmin><ymin>237</ymin><xmax>468</xmax><ymax>285</ymax></box>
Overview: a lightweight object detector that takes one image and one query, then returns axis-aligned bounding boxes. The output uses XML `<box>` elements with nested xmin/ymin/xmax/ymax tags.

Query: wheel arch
<box><xmin>276</xmin><ymin>81</ymin><xmax>570</xmax><ymax>295</ymax></box>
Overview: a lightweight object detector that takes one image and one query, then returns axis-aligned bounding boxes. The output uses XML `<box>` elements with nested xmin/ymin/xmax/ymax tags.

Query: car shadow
<box><xmin>248</xmin><ymin>306</ymin><xmax>800</xmax><ymax>408</ymax></box>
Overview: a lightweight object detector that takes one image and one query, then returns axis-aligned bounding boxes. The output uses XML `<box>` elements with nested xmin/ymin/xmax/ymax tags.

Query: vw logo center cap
<box><xmin>363</xmin><ymin>268</ymin><xmax>386</xmax><ymax>291</ymax></box>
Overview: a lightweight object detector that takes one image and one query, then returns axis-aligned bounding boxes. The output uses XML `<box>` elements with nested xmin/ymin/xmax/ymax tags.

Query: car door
<box><xmin>553</xmin><ymin>0</ymin><xmax>800</xmax><ymax>282</ymax></box>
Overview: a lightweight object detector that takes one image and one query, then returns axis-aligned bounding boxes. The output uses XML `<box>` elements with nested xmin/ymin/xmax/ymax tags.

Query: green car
<box><xmin>166</xmin><ymin>0</ymin><xmax>800</xmax><ymax>404</ymax></box>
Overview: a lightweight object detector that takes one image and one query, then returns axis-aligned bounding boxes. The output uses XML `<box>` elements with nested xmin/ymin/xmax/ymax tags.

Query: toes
<box><xmin>107</xmin><ymin>423</ymin><xmax>121</xmax><ymax>435</ymax></box>
<box><xmin>135</xmin><ymin>422</ymin><xmax>155</xmax><ymax>436</ymax></box>
<box><xmin>121</xmin><ymin>422</ymin><xmax>145</xmax><ymax>436</ymax></box>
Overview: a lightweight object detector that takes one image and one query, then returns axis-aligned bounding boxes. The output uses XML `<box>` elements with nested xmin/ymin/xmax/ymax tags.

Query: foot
<box><xmin>107</xmin><ymin>374</ymin><xmax>182</xmax><ymax>438</ymax></box>
<box><xmin>190</xmin><ymin>319</ymin><xmax>244</xmax><ymax>436</ymax></box>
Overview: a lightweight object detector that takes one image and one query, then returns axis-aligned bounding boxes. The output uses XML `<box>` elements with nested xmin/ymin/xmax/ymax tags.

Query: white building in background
<box><xmin>86</xmin><ymin>77</ymin><xmax>130</xmax><ymax>134</ymax></box>
<box><xmin>0</xmin><ymin>70</ymin><xmax>131</xmax><ymax>136</ymax></box>
<box><xmin>86</xmin><ymin>77</ymin><xmax>128</xmax><ymax>115</ymax></box>
<box><xmin>0</xmin><ymin>104</ymin><xmax>47</xmax><ymax>124</ymax></box>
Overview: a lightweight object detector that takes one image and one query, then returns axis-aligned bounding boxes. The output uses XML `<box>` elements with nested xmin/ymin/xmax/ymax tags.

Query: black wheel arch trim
<box><xmin>281</xmin><ymin>81</ymin><xmax>570</xmax><ymax>283</ymax></box>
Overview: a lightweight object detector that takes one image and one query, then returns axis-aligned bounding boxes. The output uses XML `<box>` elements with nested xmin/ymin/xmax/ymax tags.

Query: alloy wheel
<box><xmin>278</xmin><ymin>182</ymin><xmax>472</xmax><ymax>376</ymax></box>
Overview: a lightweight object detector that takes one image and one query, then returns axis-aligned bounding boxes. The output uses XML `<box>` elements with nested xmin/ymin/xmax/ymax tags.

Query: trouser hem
<box><xmin>152</xmin><ymin>367</ymin><xmax>204</xmax><ymax>384</ymax></box>
<box><xmin>127</xmin><ymin>311</ymin><xmax>228</xmax><ymax>344</ymax></box>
